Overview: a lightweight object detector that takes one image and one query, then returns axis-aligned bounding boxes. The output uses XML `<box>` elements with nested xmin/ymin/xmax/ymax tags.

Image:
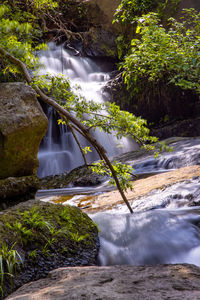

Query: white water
<box><xmin>88</xmin><ymin>138</ymin><xmax>200</xmax><ymax>266</ymax></box>
<box><xmin>37</xmin><ymin>42</ymin><xmax>136</xmax><ymax>178</ymax></box>
<box><xmin>92</xmin><ymin>207</ymin><xmax>200</xmax><ymax>266</ymax></box>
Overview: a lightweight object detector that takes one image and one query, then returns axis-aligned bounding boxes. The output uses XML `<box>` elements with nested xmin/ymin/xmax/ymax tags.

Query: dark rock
<box><xmin>77</xmin><ymin>0</ymin><xmax>121</xmax><ymax>58</ymax></box>
<box><xmin>39</xmin><ymin>165</ymin><xmax>106</xmax><ymax>190</ymax></box>
<box><xmin>0</xmin><ymin>175</ymin><xmax>39</xmax><ymax>209</ymax></box>
<box><xmin>151</xmin><ymin>117</ymin><xmax>200</xmax><ymax>139</ymax></box>
<box><xmin>83</xmin><ymin>27</ymin><xmax>118</xmax><ymax>58</ymax></box>
<box><xmin>105</xmin><ymin>71</ymin><xmax>200</xmax><ymax>135</ymax></box>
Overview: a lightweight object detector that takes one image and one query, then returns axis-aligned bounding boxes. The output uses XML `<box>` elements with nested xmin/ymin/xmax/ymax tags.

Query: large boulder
<box><xmin>84</xmin><ymin>0</ymin><xmax>121</xmax><ymax>31</ymax></box>
<box><xmin>0</xmin><ymin>199</ymin><xmax>99</xmax><ymax>299</ymax></box>
<box><xmin>80</xmin><ymin>0</ymin><xmax>121</xmax><ymax>57</ymax></box>
<box><xmin>0</xmin><ymin>82</ymin><xmax>48</xmax><ymax>179</ymax></box>
<box><xmin>6</xmin><ymin>264</ymin><xmax>200</xmax><ymax>300</ymax></box>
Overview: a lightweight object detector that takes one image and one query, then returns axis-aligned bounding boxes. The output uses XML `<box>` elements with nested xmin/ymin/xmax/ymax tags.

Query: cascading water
<box><xmin>37</xmin><ymin>42</ymin><xmax>136</xmax><ymax>178</ymax></box>
<box><xmin>89</xmin><ymin>138</ymin><xmax>200</xmax><ymax>266</ymax></box>
<box><xmin>92</xmin><ymin>207</ymin><xmax>200</xmax><ymax>266</ymax></box>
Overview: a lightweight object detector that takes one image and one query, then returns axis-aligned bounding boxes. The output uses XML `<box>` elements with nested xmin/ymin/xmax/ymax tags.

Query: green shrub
<box><xmin>121</xmin><ymin>9</ymin><xmax>200</xmax><ymax>96</ymax></box>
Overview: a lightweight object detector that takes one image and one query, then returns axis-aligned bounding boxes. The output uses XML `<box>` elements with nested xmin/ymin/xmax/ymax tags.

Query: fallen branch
<box><xmin>0</xmin><ymin>46</ymin><xmax>133</xmax><ymax>213</ymax></box>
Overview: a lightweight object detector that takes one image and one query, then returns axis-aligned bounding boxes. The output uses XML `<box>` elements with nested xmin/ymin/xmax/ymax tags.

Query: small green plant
<box><xmin>42</xmin><ymin>243</ymin><xmax>51</xmax><ymax>256</ymax></box>
<box><xmin>69</xmin><ymin>232</ymin><xmax>90</xmax><ymax>243</ymax></box>
<box><xmin>21</xmin><ymin>207</ymin><xmax>50</xmax><ymax>231</ymax></box>
<box><xmin>0</xmin><ymin>243</ymin><xmax>23</xmax><ymax>295</ymax></box>
<box><xmin>28</xmin><ymin>249</ymin><xmax>38</xmax><ymax>260</ymax></box>
<box><xmin>60</xmin><ymin>208</ymin><xmax>74</xmax><ymax>224</ymax></box>
<box><xmin>6</xmin><ymin>221</ymin><xmax>34</xmax><ymax>246</ymax></box>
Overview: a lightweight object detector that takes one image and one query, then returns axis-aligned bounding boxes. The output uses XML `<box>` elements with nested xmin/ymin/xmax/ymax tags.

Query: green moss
<box><xmin>0</xmin><ymin>200</ymin><xmax>99</xmax><ymax>298</ymax></box>
<box><xmin>0</xmin><ymin>202</ymin><xmax>97</xmax><ymax>248</ymax></box>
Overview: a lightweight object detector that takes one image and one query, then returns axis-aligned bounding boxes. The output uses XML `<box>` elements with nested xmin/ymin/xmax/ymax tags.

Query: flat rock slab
<box><xmin>46</xmin><ymin>165</ymin><xmax>200</xmax><ymax>212</ymax></box>
<box><xmin>6</xmin><ymin>264</ymin><xmax>200</xmax><ymax>300</ymax></box>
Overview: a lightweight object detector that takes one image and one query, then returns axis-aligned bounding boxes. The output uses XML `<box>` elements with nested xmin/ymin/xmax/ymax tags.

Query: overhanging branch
<box><xmin>0</xmin><ymin>46</ymin><xmax>133</xmax><ymax>213</ymax></box>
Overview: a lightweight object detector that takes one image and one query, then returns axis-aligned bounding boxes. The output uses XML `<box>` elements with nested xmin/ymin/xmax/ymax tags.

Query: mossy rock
<box><xmin>0</xmin><ymin>82</ymin><xmax>48</xmax><ymax>179</ymax></box>
<box><xmin>0</xmin><ymin>200</ymin><xmax>99</xmax><ymax>298</ymax></box>
<box><xmin>0</xmin><ymin>175</ymin><xmax>39</xmax><ymax>210</ymax></box>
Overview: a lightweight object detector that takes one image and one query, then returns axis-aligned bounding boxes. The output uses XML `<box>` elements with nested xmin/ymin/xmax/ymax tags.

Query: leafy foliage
<box><xmin>113</xmin><ymin>0</ymin><xmax>161</xmax><ymax>24</ymax></box>
<box><xmin>0</xmin><ymin>243</ymin><xmax>22</xmax><ymax>296</ymax></box>
<box><xmin>120</xmin><ymin>9</ymin><xmax>200</xmax><ymax>96</ymax></box>
<box><xmin>0</xmin><ymin>2</ymin><xmax>48</xmax><ymax>80</ymax></box>
<box><xmin>33</xmin><ymin>74</ymin><xmax>157</xmax><ymax>143</ymax></box>
<box><xmin>91</xmin><ymin>160</ymin><xmax>134</xmax><ymax>192</ymax></box>
<box><xmin>113</xmin><ymin>0</ymin><xmax>181</xmax><ymax>24</ymax></box>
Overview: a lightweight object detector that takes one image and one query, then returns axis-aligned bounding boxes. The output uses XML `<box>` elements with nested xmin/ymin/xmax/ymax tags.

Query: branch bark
<box><xmin>0</xmin><ymin>46</ymin><xmax>133</xmax><ymax>213</ymax></box>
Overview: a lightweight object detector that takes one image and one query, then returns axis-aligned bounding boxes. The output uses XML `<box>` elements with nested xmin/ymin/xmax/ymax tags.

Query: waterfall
<box><xmin>37</xmin><ymin>42</ymin><xmax>137</xmax><ymax>178</ymax></box>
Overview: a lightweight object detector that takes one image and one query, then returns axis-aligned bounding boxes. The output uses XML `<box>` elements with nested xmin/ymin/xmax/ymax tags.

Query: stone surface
<box><xmin>0</xmin><ymin>82</ymin><xmax>48</xmax><ymax>179</ymax></box>
<box><xmin>6</xmin><ymin>264</ymin><xmax>200</xmax><ymax>300</ymax></box>
<box><xmin>39</xmin><ymin>165</ymin><xmax>105</xmax><ymax>190</ymax></box>
<box><xmin>80</xmin><ymin>0</ymin><xmax>121</xmax><ymax>57</ymax></box>
<box><xmin>105</xmin><ymin>71</ymin><xmax>200</xmax><ymax>128</ymax></box>
<box><xmin>0</xmin><ymin>175</ymin><xmax>39</xmax><ymax>209</ymax></box>
<box><xmin>151</xmin><ymin>117</ymin><xmax>200</xmax><ymax>139</ymax></box>
<box><xmin>45</xmin><ymin>165</ymin><xmax>200</xmax><ymax>213</ymax></box>
<box><xmin>83</xmin><ymin>0</ymin><xmax>120</xmax><ymax>31</ymax></box>
<box><xmin>0</xmin><ymin>199</ymin><xmax>99</xmax><ymax>298</ymax></box>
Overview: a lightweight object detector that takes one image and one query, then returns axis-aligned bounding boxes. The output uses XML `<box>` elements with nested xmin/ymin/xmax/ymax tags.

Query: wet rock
<box><xmin>6</xmin><ymin>264</ymin><xmax>200</xmax><ymax>300</ymax></box>
<box><xmin>151</xmin><ymin>117</ymin><xmax>200</xmax><ymax>139</ymax></box>
<box><xmin>39</xmin><ymin>165</ymin><xmax>106</xmax><ymax>190</ymax></box>
<box><xmin>84</xmin><ymin>0</ymin><xmax>121</xmax><ymax>31</ymax></box>
<box><xmin>0</xmin><ymin>175</ymin><xmax>39</xmax><ymax>209</ymax></box>
<box><xmin>78</xmin><ymin>165</ymin><xmax>200</xmax><ymax>213</ymax></box>
<box><xmin>105</xmin><ymin>72</ymin><xmax>200</xmax><ymax>133</ymax></box>
<box><xmin>0</xmin><ymin>82</ymin><xmax>48</xmax><ymax>179</ymax></box>
<box><xmin>0</xmin><ymin>199</ymin><xmax>99</xmax><ymax>299</ymax></box>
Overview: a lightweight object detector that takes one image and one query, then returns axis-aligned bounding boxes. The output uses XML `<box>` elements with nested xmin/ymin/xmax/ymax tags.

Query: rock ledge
<box><xmin>6</xmin><ymin>264</ymin><xmax>200</xmax><ymax>300</ymax></box>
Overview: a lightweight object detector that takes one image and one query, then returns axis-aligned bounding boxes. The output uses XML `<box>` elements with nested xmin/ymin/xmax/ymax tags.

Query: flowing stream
<box><xmin>37</xmin><ymin>43</ymin><xmax>200</xmax><ymax>268</ymax></box>
<box><xmin>91</xmin><ymin>138</ymin><xmax>200</xmax><ymax>266</ymax></box>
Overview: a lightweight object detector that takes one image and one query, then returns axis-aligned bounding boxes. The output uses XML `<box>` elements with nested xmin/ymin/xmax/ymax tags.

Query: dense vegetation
<box><xmin>113</xmin><ymin>1</ymin><xmax>200</xmax><ymax>124</ymax></box>
<box><xmin>121</xmin><ymin>10</ymin><xmax>200</xmax><ymax>96</ymax></box>
<box><xmin>113</xmin><ymin>0</ymin><xmax>181</xmax><ymax>23</ymax></box>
